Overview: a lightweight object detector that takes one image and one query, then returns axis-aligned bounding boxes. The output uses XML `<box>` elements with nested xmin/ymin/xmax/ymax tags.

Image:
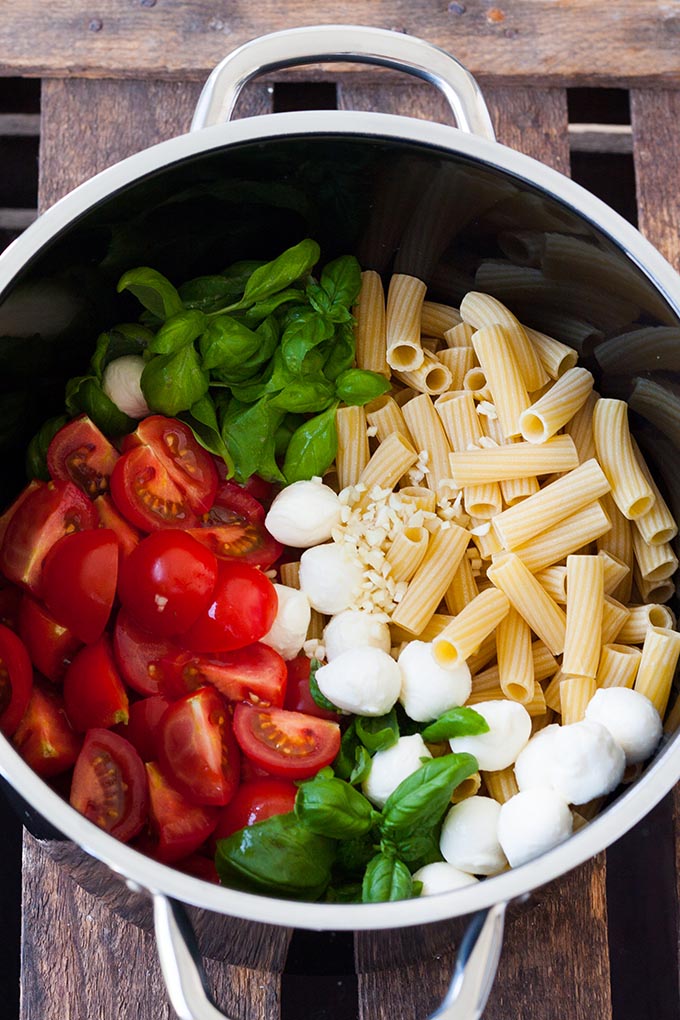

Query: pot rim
<box><xmin>1</xmin><ymin>108</ymin><xmax>679</xmax><ymax>930</ymax></box>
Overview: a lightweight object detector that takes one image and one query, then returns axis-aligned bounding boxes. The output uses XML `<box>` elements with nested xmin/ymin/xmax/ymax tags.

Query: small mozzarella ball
<box><xmin>440</xmin><ymin>797</ymin><xmax>507</xmax><ymax>876</ymax></box>
<box><xmin>316</xmin><ymin>647</ymin><xmax>401</xmax><ymax>716</ymax></box>
<box><xmin>101</xmin><ymin>355</ymin><xmax>151</xmax><ymax>419</ymax></box>
<box><xmin>299</xmin><ymin>543</ymin><xmax>363</xmax><ymax>615</ymax></box>
<box><xmin>585</xmin><ymin>687</ymin><xmax>662</xmax><ymax>766</ymax></box>
<box><xmin>412</xmin><ymin>861</ymin><xmax>478</xmax><ymax>896</ymax></box>
<box><xmin>362</xmin><ymin>734</ymin><xmax>432</xmax><ymax>808</ymax></box>
<box><xmin>448</xmin><ymin>700</ymin><xmax>531</xmax><ymax>772</ymax></box>
<box><xmin>265</xmin><ymin>480</ymin><xmax>341</xmax><ymax>547</ymax></box>
<box><xmin>260</xmin><ymin>584</ymin><xmax>311</xmax><ymax>660</ymax></box>
<box><xmin>514</xmin><ymin>724</ymin><xmax>562</xmax><ymax>792</ymax></box>
<box><xmin>398</xmin><ymin>641</ymin><xmax>471</xmax><ymax>722</ymax></box>
<box><xmin>324</xmin><ymin>610</ymin><xmax>391</xmax><ymax>661</ymax></box>
<box><xmin>515</xmin><ymin>721</ymin><xmax>625</xmax><ymax>805</ymax></box>
<box><xmin>497</xmin><ymin>789</ymin><xmax>573</xmax><ymax>868</ymax></box>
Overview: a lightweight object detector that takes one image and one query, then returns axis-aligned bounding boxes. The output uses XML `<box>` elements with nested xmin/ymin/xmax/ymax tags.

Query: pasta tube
<box><xmin>560</xmin><ymin>676</ymin><xmax>597</xmax><ymax>725</ymax></box>
<box><xmin>487</xmin><ymin>553</ymin><xmax>567</xmax><ymax>655</ymax></box>
<box><xmin>471</xmin><ymin>323</ymin><xmax>530</xmax><ymax>438</ymax></box>
<box><xmin>435</xmin><ymin>346</ymin><xmax>475</xmax><ymax>389</ymax></box>
<box><xmin>596</xmin><ymin>644</ymin><xmax>641</xmax><ymax>690</ymax></box>
<box><xmin>518</xmin><ymin>367</ymin><xmax>594</xmax><ymax>444</ymax></box>
<box><xmin>358</xmin><ymin>433</ymin><xmax>418</xmax><ymax>494</ymax></box>
<box><xmin>524</xmin><ymin>325</ymin><xmax>578</xmax><ymax>379</ymax></box>
<box><xmin>421</xmin><ymin>300</ymin><xmax>462</xmax><ymax>338</ymax></box>
<box><xmin>394</xmin><ymin>350</ymin><xmax>452</xmax><ymax>395</ymax></box>
<box><xmin>402</xmin><ymin>394</ymin><xmax>453</xmax><ymax>495</ymax></box>
<box><xmin>365</xmin><ymin>395</ymin><xmax>412</xmax><ymax>444</ymax></box>
<box><xmin>354</xmin><ymin>270</ymin><xmax>389</xmax><ymax>377</ymax></box>
<box><xmin>512</xmin><ymin>500</ymin><xmax>612</xmax><ymax>573</ymax></box>
<box><xmin>615</xmin><ymin>604</ymin><xmax>676</xmax><ymax>644</ymax></box>
<box><xmin>592</xmin><ymin>397</ymin><xmax>654</xmax><ymax>519</ymax></box>
<box><xmin>497</xmin><ymin>607</ymin><xmax>534</xmax><ymax>703</ymax></box>
<box><xmin>385</xmin><ymin>273</ymin><xmax>426</xmax><ymax>371</ymax></box>
<box><xmin>634</xmin><ymin>626</ymin><xmax>680</xmax><ymax>717</ymax></box>
<box><xmin>460</xmin><ymin>291</ymin><xmax>548</xmax><ymax>391</ymax></box>
<box><xmin>335</xmin><ymin>406</ymin><xmax>369</xmax><ymax>489</ymax></box>
<box><xmin>390</xmin><ymin>525</ymin><xmax>469</xmax><ymax>636</ymax></box>
<box><xmin>385</xmin><ymin>526</ymin><xmax>429</xmax><ymax>583</ymax></box>
<box><xmin>562</xmin><ymin>555</ymin><xmax>604</xmax><ymax>678</ymax></box>
<box><xmin>432</xmin><ymin>588</ymin><xmax>510</xmax><ymax>669</ymax></box>
<box><xmin>448</xmin><ymin>435</ymin><xmax>578</xmax><ymax>486</ymax></box>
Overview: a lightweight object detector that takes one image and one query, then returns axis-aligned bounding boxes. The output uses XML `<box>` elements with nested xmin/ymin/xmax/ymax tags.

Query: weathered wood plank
<box><xmin>3</xmin><ymin>2</ymin><xmax>680</xmax><ymax>85</ymax></box>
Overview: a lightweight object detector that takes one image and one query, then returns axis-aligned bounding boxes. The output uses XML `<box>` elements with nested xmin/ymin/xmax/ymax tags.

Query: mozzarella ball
<box><xmin>412</xmin><ymin>861</ymin><xmax>478</xmax><ymax>896</ymax></box>
<box><xmin>440</xmin><ymin>797</ymin><xmax>507</xmax><ymax>876</ymax></box>
<box><xmin>398</xmin><ymin>641</ymin><xmax>471</xmax><ymax>722</ymax></box>
<box><xmin>299</xmin><ymin>543</ymin><xmax>363</xmax><ymax>615</ymax></box>
<box><xmin>497</xmin><ymin>789</ymin><xmax>573</xmax><ymax>868</ymax></box>
<box><xmin>515</xmin><ymin>721</ymin><xmax>625</xmax><ymax>805</ymax></box>
<box><xmin>260</xmin><ymin>584</ymin><xmax>311</xmax><ymax>660</ymax></box>
<box><xmin>448</xmin><ymin>700</ymin><xmax>531</xmax><ymax>772</ymax></box>
<box><xmin>362</xmin><ymin>734</ymin><xmax>432</xmax><ymax>808</ymax></box>
<box><xmin>265</xmin><ymin>480</ymin><xmax>341</xmax><ymax>547</ymax></box>
<box><xmin>585</xmin><ymin>687</ymin><xmax>662</xmax><ymax>765</ymax></box>
<box><xmin>324</xmin><ymin>610</ymin><xmax>391</xmax><ymax>661</ymax></box>
<box><xmin>316</xmin><ymin>647</ymin><xmax>402</xmax><ymax>717</ymax></box>
<box><xmin>102</xmin><ymin>355</ymin><xmax>151</xmax><ymax>419</ymax></box>
<box><xmin>514</xmin><ymin>724</ymin><xmax>562</xmax><ymax>792</ymax></box>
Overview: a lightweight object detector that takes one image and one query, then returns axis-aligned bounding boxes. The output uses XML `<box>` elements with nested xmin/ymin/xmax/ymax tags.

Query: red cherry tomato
<box><xmin>188</xmin><ymin>481</ymin><xmax>282</xmax><ymax>569</ymax></box>
<box><xmin>47</xmin><ymin>414</ymin><xmax>120</xmax><ymax>499</ymax></box>
<box><xmin>18</xmin><ymin>595</ymin><xmax>83</xmax><ymax>683</ymax></box>
<box><xmin>214</xmin><ymin>481</ymin><xmax>265</xmax><ymax>524</ymax></box>
<box><xmin>0</xmin><ymin>480</ymin><xmax>41</xmax><ymax>549</ymax></box>
<box><xmin>94</xmin><ymin>494</ymin><xmax>141</xmax><ymax>559</ymax></box>
<box><xmin>70</xmin><ymin>729</ymin><xmax>148</xmax><ymax>843</ymax></box>
<box><xmin>183</xmin><ymin>561</ymin><xmax>278</xmax><ymax>654</ymax></box>
<box><xmin>212</xmin><ymin>777</ymin><xmax>297</xmax><ymax>844</ymax></box>
<box><xmin>175</xmin><ymin>854</ymin><xmax>220</xmax><ymax>884</ymax></box>
<box><xmin>117</xmin><ymin>530</ymin><xmax>218</xmax><ymax>637</ymax></box>
<box><xmin>157</xmin><ymin>686</ymin><xmax>240</xmax><ymax>806</ymax></box>
<box><xmin>0</xmin><ymin>580</ymin><xmax>22</xmax><ymax>631</ymax></box>
<box><xmin>110</xmin><ymin>445</ymin><xmax>200</xmax><ymax>532</ymax></box>
<box><xmin>112</xmin><ymin>609</ymin><xmax>179</xmax><ymax>696</ymax></box>
<box><xmin>162</xmin><ymin>642</ymin><xmax>287</xmax><ymax>707</ymax></box>
<box><xmin>284</xmin><ymin>654</ymin><xmax>341</xmax><ymax>722</ymax></box>
<box><xmin>124</xmin><ymin>416</ymin><xmax>218</xmax><ymax>515</ymax></box>
<box><xmin>114</xmin><ymin>695</ymin><xmax>172</xmax><ymax>762</ymax></box>
<box><xmin>13</xmin><ymin>684</ymin><xmax>81</xmax><ymax>777</ymax></box>
<box><xmin>0</xmin><ymin>624</ymin><xmax>33</xmax><ymax>736</ymax></box>
<box><xmin>232</xmin><ymin>704</ymin><xmax>340</xmax><ymax>780</ymax></box>
<box><xmin>63</xmin><ymin>637</ymin><xmax>129</xmax><ymax>731</ymax></box>
<box><xmin>144</xmin><ymin>762</ymin><xmax>219</xmax><ymax>864</ymax></box>
<box><xmin>41</xmin><ymin>528</ymin><xmax>118</xmax><ymax>644</ymax></box>
<box><xmin>0</xmin><ymin>480</ymin><xmax>97</xmax><ymax>595</ymax></box>
<box><xmin>241</xmin><ymin>474</ymin><xmax>278</xmax><ymax>506</ymax></box>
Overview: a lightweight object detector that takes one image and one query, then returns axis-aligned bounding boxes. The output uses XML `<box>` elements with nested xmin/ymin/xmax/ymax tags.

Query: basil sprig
<box><xmin>421</xmin><ymin>707</ymin><xmax>490</xmax><ymax>743</ymax></box>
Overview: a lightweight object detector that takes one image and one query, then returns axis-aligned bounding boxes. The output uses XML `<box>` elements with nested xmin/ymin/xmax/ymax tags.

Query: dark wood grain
<box><xmin>3</xmin><ymin>1</ymin><xmax>680</xmax><ymax>85</ymax></box>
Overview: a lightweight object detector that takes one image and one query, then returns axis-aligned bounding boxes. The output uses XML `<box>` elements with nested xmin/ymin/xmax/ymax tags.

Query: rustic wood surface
<box><xmin>2</xmin><ymin>1</ymin><xmax>680</xmax><ymax>85</ymax></box>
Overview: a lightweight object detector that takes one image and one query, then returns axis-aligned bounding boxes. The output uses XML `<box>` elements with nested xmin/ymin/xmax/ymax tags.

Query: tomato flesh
<box><xmin>112</xmin><ymin>609</ymin><xmax>179</xmax><ymax>696</ymax></box>
<box><xmin>0</xmin><ymin>480</ymin><xmax>41</xmax><ymax>549</ymax></box>
<box><xmin>188</xmin><ymin>482</ymin><xmax>282</xmax><ymax>569</ymax></box>
<box><xmin>18</xmin><ymin>595</ymin><xmax>83</xmax><ymax>683</ymax></box>
<box><xmin>212</xmin><ymin>777</ymin><xmax>297</xmax><ymax>844</ymax></box>
<box><xmin>110</xmin><ymin>445</ymin><xmax>200</xmax><ymax>532</ymax></box>
<box><xmin>125</xmin><ymin>416</ymin><xmax>218</xmax><ymax>514</ymax></box>
<box><xmin>94</xmin><ymin>494</ymin><xmax>141</xmax><ymax>559</ymax></box>
<box><xmin>117</xmin><ymin>530</ymin><xmax>218</xmax><ymax>637</ymax></box>
<box><xmin>41</xmin><ymin>528</ymin><xmax>118</xmax><ymax>644</ymax></box>
<box><xmin>284</xmin><ymin>654</ymin><xmax>341</xmax><ymax>721</ymax></box>
<box><xmin>70</xmin><ymin>729</ymin><xmax>148</xmax><ymax>843</ymax></box>
<box><xmin>63</xmin><ymin>637</ymin><xmax>129</xmax><ymax>731</ymax></box>
<box><xmin>162</xmin><ymin>642</ymin><xmax>287</xmax><ymax>707</ymax></box>
<box><xmin>47</xmin><ymin>414</ymin><xmax>120</xmax><ymax>499</ymax></box>
<box><xmin>183</xmin><ymin>561</ymin><xmax>278</xmax><ymax>653</ymax></box>
<box><xmin>144</xmin><ymin>761</ymin><xmax>219</xmax><ymax>864</ymax></box>
<box><xmin>232</xmin><ymin>704</ymin><xmax>340</xmax><ymax>780</ymax></box>
<box><xmin>0</xmin><ymin>623</ymin><xmax>33</xmax><ymax>736</ymax></box>
<box><xmin>114</xmin><ymin>695</ymin><xmax>172</xmax><ymax>762</ymax></box>
<box><xmin>13</xmin><ymin>685</ymin><xmax>81</xmax><ymax>778</ymax></box>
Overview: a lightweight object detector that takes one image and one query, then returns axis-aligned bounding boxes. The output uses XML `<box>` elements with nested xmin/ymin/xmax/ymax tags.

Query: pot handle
<box><xmin>190</xmin><ymin>24</ymin><xmax>495</xmax><ymax>140</ymax></box>
<box><xmin>152</xmin><ymin>892</ymin><xmax>507</xmax><ymax>1020</ymax></box>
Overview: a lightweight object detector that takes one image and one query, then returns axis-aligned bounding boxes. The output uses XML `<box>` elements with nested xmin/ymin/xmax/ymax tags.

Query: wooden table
<box><xmin>2</xmin><ymin>4</ymin><xmax>680</xmax><ymax>1018</ymax></box>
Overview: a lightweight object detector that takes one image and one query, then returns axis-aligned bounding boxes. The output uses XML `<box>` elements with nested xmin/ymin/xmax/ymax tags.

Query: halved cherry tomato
<box><xmin>241</xmin><ymin>474</ymin><xmax>278</xmax><ymax>506</ymax></box>
<box><xmin>187</xmin><ymin>481</ymin><xmax>282</xmax><ymax>569</ymax></box>
<box><xmin>118</xmin><ymin>530</ymin><xmax>218</xmax><ymax>637</ymax></box>
<box><xmin>214</xmin><ymin>481</ymin><xmax>265</xmax><ymax>524</ymax></box>
<box><xmin>114</xmin><ymin>695</ymin><xmax>172</xmax><ymax>762</ymax></box>
<box><xmin>47</xmin><ymin>414</ymin><xmax>120</xmax><ymax>498</ymax></box>
<box><xmin>284</xmin><ymin>654</ymin><xmax>341</xmax><ymax>722</ymax></box>
<box><xmin>162</xmin><ymin>642</ymin><xmax>287</xmax><ymax>707</ymax></box>
<box><xmin>112</xmin><ymin>609</ymin><xmax>179</xmax><ymax>696</ymax></box>
<box><xmin>41</xmin><ymin>528</ymin><xmax>118</xmax><ymax>644</ymax></box>
<box><xmin>70</xmin><ymin>729</ymin><xmax>148</xmax><ymax>843</ymax></box>
<box><xmin>0</xmin><ymin>580</ymin><xmax>22</xmax><ymax>631</ymax></box>
<box><xmin>0</xmin><ymin>624</ymin><xmax>33</xmax><ymax>736</ymax></box>
<box><xmin>144</xmin><ymin>761</ymin><xmax>218</xmax><ymax>864</ymax></box>
<box><xmin>211</xmin><ymin>777</ymin><xmax>297</xmax><ymax>845</ymax></box>
<box><xmin>0</xmin><ymin>479</ymin><xmax>41</xmax><ymax>549</ymax></box>
<box><xmin>18</xmin><ymin>595</ymin><xmax>83</xmax><ymax>683</ymax></box>
<box><xmin>13</xmin><ymin>684</ymin><xmax>81</xmax><ymax>777</ymax></box>
<box><xmin>110</xmin><ymin>445</ymin><xmax>200</xmax><ymax>532</ymax></box>
<box><xmin>183</xmin><ymin>561</ymin><xmax>278</xmax><ymax>653</ymax></box>
<box><xmin>94</xmin><ymin>494</ymin><xmax>141</xmax><ymax>559</ymax></box>
<box><xmin>0</xmin><ymin>480</ymin><xmax>97</xmax><ymax>595</ymax></box>
<box><xmin>124</xmin><ymin>416</ymin><xmax>218</xmax><ymax>515</ymax></box>
<box><xmin>157</xmin><ymin>686</ymin><xmax>240</xmax><ymax>806</ymax></box>
<box><xmin>63</xmin><ymin>637</ymin><xmax>129</xmax><ymax>731</ymax></box>
<box><xmin>232</xmin><ymin>704</ymin><xmax>340</xmax><ymax>780</ymax></box>
<box><xmin>175</xmin><ymin>853</ymin><xmax>220</xmax><ymax>884</ymax></box>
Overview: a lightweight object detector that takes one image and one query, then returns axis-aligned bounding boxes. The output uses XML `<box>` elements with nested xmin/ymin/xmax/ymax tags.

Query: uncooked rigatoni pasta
<box><xmin>486</xmin><ymin>553</ymin><xmax>567</xmax><ymax>655</ymax></box>
<box><xmin>401</xmin><ymin>393</ymin><xmax>453</xmax><ymax>495</ymax></box>
<box><xmin>460</xmin><ymin>290</ymin><xmax>548</xmax><ymax>391</ymax></box>
<box><xmin>390</xmin><ymin>524</ymin><xmax>469</xmax><ymax>636</ymax></box>
<box><xmin>385</xmin><ymin>273</ymin><xmax>426</xmax><ymax>371</ymax></box>
<box><xmin>471</xmin><ymin>323</ymin><xmax>530</xmax><ymax>438</ymax></box>
<box><xmin>519</xmin><ymin>367</ymin><xmax>594</xmax><ymax>444</ymax></box>
<box><xmin>354</xmin><ymin>270</ymin><xmax>389</xmax><ymax>377</ymax></box>
<box><xmin>335</xmin><ymin>405</ymin><xmax>369</xmax><ymax>489</ymax></box>
<box><xmin>448</xmin><ymin>435</ymin><xmax>579</xmax><ymax>486</ymax></box>
<box><xmin>592</xmin><ymin>397</ymin><xmax>655</xmax><ymax>519</ymax></box>
<box><xmin>562</xmin><ymin>554</ymin><xmax>604</xmax><ymax>678</ymax></box>
<box><xmin>432</xmin><ymin>588</ymin><xmax>510</xmax><ymax>668</ymax></box>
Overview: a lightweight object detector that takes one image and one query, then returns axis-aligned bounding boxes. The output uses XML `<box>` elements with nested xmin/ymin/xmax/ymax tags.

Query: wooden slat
<box><xmin>2</xmin><ymin>2</ymin><xmax>680</xmax><ymax>84</ymax></box>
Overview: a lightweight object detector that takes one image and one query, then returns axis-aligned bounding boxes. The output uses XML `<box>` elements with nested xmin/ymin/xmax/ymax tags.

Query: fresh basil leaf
<box><xmin>117</xmin><ymin>267</ymin><xmax>184</xmax><ymax>320</ymax></box>
<box><xmin>295</xmin><ymin>774</ymin><xmax>378</xmax><ymax>839</ymax></box>
<box><xmin>324</xmin><ymin>883</ymin><xmax>363</xmax><ymax>903</ymax></box>
<box><xmin>222</xmin><ymin>397</ymin><xmax>285</xmax><ymax>484</ymax></box>
<box><xmin>361</xmin><ymin>852</ymin><xmax>413</xmax><ymax>903</ymax></box>
<box><xmin>322</xmin><ymin>322</ymin><xmax>356</xmax><ymax>381</ymax></box>
<box><xmin>421</xmin><ymin>708</ymin><xmax>490</xmax><ymax>744</ymax></box>
<box><xmin>333</xmin><ymin>723</ymin><xmax>372</xmax><ymax>785</ymax></box>
<box><xmin>235</xmin><ymin>239</ymin><xmax>320</xmax><ymax>310</ymax></box>
<box><xmin>381</xmin><ymin>753</ymin><xmax>479</xmax><ymax>836</ymax></box>
<box><xmin>243</xmin><ymin>288</ymin><xmax>303</xmax><ymax>325</ymax></box>
<box><xmin>308</xmin><ymin>659</ymin><xmax>340</xmax><ymax>712</ymax></box>
<box><xmin>90</xmin><ymin>323</ymin><xmax>152</xmax><ymax>379</ymax></box>
<box><xmin>282</xmin><ymin>403</ymin><xmax>339</xmax><ymax>484</ymax></box>
<box><xmin>333</xmin><ymin>833</ymin><xmax>379</xmax><ymax>879</ymax></box>
<box><xmin>200</xmin><ymin>316</ymin><xmax>263</xmax><ymax>373</ymax></box>
<box><xmin>281</xmin><ymin>307</ymin><xmax>334</xmax><ymax>374</ymax></box>
<box><xmin>335</xmin><ymin>368</ymin><xmax>391</xmax><ymax>407</ymax></box>
<box><xmin>308</xmin><ymin>255</ymin><xmax>362</xmax><ymax>322</ymax></box>
<box><xmin>271</xmin><ymin>378</ymin><xmax>335</xmax><ymax>414</ymax></box>
<box><xmin>355</xmin><ymin>710</ymin><xmax>399</xmax><ymax>755</ymax></box>
<box><xmin>26</xmin><ymin>414</ymin><xmax>68</xmax><ymax>480</ymax></box>
<box><xmin>412</xmin><ymin>880</ymin><xmax>424</xmax><ymax>897</ymax></box>
<box><xmin>380</xmin><ymin>826</ymin><xmax>442</xmax><ymax>869</ymax></box>
<box><xmin>147</xmin><ymin>309</ymin><xmax>207</xmax><ymax>355</ymax></box>
<box><xmin>65</xmin><ymin>375</ymin><xmax>136</xmax><ymax>437</ymax></box>
<box><xmin>274</xmin><ymin>414</ymin><xmax>304</xmax><ymax>458</ymax></box>
<box><xmin>221</xmin><ymin>259</ymin><xmax>267</xmax><ymax>293</ymax></box>
<box><xmin>179</xmin><ymin>275</ymin><xmax>244</xmax><ymax>313</ymax></box>
<box><xmin>215</xmin><ymin>813</ymin><xmax>335</xmax><ymax>900</ymax></box>
<box><xmin>180</xmin><ymin>395</ymin><xmax>234</xmax><ymax>476</ymax></box>
<box><xmin>141</xmin><ymin>344</ymin><xmax>209</xmax><ymax>416</ymax></box>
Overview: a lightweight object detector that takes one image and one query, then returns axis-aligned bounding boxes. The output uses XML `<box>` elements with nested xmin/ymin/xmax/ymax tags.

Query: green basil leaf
<box><xmin>64</xmin><ymin>376</ymin><xmax>136</xmax><ymax>437</ymax></box>
<box><xmin>295</xmin><ymin>774</ymin><xmax>378</xmax><ymax>839</ymax></box>
<box><xmin>381</xmin><ymin>753</ymin><xmax>479</xmax><ymax>836</ymax></box>
<box><xmin>355</xmin><ymin>710</ymin><xmax>399</xmax><ymax>754</ymax></box>
<box><xmin>333</xmin><ymin>833</ymin><xmax>379</xmax><ymax>880</ymax></box>
<box><xmin>322</xmin><ymin>322</ymin><xmax>356</xmax><ymax>381</ymax></box>
<box><xmin>141</xmin><ymin>344</ymin><xmax>209</xmax><ymax>416</ymax></box>
<box><xmin>281</xmin><ymin>307</ymin><xmax>334</xmax><ymax>374</ymax></box>
<box><xmin>271</xmin><ymin>378</ymin><xmax>335</xmax><ymax>414</ymax></box>
<box><xmin>147</xmin><ymin>309</ymin><xmax>207</xmax><ymax>355</ymax></box>
<box><xmin>117</xmin><ymin>267</ymin><xmax>184</xmax><ymax>321</ymax></box>
<box><xmin>179</xmin><ymin>275</ymin><xmax>244</xmax><ymax>313</ymax></box>
<box><xmin>335</xmin><ymin>368</ymin><xmax>391</xmax><ymax>407</ymax></box>
<box><xmin>180</xmin><ymin>395</ymin><xmax>234</xmax><ymax>476</ymax></box>
<box><xmin>222</xmin><ymin>259</ymin><xmax>267</xmax><ymax>290</ymax></box>
<box><xmin>274</xmin><ymin>414</ymin><xmax>304</xmax><ymax>458</ymax></box>
<box><xmin>333</xmin><ymin>723</ymin><xmax>373</xmax><ymax>785</ymax></box>
<box><xmin>200</xmin><ymin>316</ymin><xmax>262</xmax><ymax>373</ymax></box>
<box><xmin>361</xmin><ymin>853</ymin><xmax>413</xmax><ymax>903</ymax></box>
<box><xmin>25</xmin><ymin>414</ymin><xmax>68</xmax><ymax>480</ymax></box>
<box><xmin>243</xmin><ymin>288</ymin><xmax>303</xmax><ymax>325</ymax></box>
<box><xmin>282</xmin><ymin>403</ymin><xmax>338</xmax><ymax>484</ymax></box>
<box><xmin>215</xmin><ymin>813</ymin><xmax>335</xmax><ymax>900</ymax></box>
<box><xmin>308</xmin><ymin>255</ymin><xmax>362</xmax><ymax>322</ymax></box>
<box><xmin>324</xmin><ymin>883</ymin><xmax>363</xmax><ymax>903</ymax></box>
<box><xmin>90</xmin><ymin>323</ymin><xmax>152</xmax><ymax>379</ymax></box>
<box><xmin>309</xmin><ymin>659</ymin><xmax>340</xmax><ymax>712</ymax></box>
<box><xmin>235</xmin><ymin>239</ymin><xmax>320</xmax><ymax>309</ymax></box>
<box><xmin>222</xmin><ymin>397</ymin><xmax>285</xmax><ymax>484</ymax></box>
<box><xmin>421</xmin><ymin>708</ymin><xmax>491</xmax><ymax>744</ymax></box>
<box><xmin>380</xmin><ymin>826</ymin><xmax>442</xmax><ymax>869</ymax></box>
